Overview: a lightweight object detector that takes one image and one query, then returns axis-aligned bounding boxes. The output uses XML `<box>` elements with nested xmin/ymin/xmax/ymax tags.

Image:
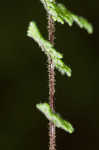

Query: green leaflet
<box><xmin>40</xmin><ymin>0</ymin><xmax>93</xmax><ymax>34</ymax></box>
<box><xmin>27</xmin><ymin>21</ymin><xmax>71</xmax><ymax>77</ymax></box>
<box><xmin>36</xmin><ymin>103</ymin><xmax>74</xmax><ymax>134</ymax></box>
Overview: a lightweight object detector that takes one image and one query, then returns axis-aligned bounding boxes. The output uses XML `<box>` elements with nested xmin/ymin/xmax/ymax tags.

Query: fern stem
<box><xmin>48</xmin><ymin>15</ymin><xmax>56</xmax><ymax>150</ymax></box>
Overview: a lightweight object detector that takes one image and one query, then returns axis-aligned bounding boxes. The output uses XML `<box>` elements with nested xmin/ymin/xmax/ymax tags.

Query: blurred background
<box><xmin>0</xmin><ymin>0</ymin><xmax>98</xmax><ymax>150</ymax></box>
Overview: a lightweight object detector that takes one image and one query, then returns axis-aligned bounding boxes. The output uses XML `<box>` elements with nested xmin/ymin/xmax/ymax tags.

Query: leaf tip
<box><xmin>27</xmin><ymin>21</ymin><xmax>34</xmax><ymax>38</ymax></box>
<box><xmin>87</xmin><ymin>23</ymin><xmax>93</xmax><ymax>34</ymax></box>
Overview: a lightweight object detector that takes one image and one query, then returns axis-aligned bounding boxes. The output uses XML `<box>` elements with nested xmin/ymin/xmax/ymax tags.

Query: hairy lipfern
<box><xmin>27</xmin><ymin>22</ymin><xmax>71</xmax><ymax>77</ymax></box>
<box><xmin>40</xmin><ymin>0</ymin><xmax>93</xmax><ymax>33</ymax></box>
<box><xmin>36</xmin><ymin>103</ymin><xmax>74</xmax><ymax>133</ymax></box>
<box><xmin>27</xmin><ymin>0</ymin><xmax>93</xmax><ymax>142</ymax></box>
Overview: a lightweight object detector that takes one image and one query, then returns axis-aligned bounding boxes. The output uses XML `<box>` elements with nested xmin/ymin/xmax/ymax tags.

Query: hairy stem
<box><xmin>48</xmin><ymin>15</ymin><xmax>56</xmax><ymax>150</ymax></box>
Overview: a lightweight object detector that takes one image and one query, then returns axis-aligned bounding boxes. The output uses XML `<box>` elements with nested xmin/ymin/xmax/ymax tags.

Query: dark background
<box><xmin>0</xmin><ymin>0</ymin><xmax>98</xmax><ymax>150</ymax></box>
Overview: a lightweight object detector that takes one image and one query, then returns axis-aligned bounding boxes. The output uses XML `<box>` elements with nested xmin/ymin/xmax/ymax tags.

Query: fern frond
<box><xmin>27</xmin><ymin>21</ymin><xmax>71</xmax><ymax>77</ymax></box>
<box><xmin>40</xmin><ymin>0</ymin><xmax>93</xmax><ymax>34</ymax></box>
<box><xmin>36</xmin><ymin>103</ymin><xmax>74</xmax><ymax>134</ymax></box>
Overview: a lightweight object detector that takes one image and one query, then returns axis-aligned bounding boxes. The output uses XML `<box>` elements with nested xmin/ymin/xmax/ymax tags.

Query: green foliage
<box><xmin>36</xmin><ymin>103</ymin><xmax>74</xmax><ymax>134</ymax></box>
<box><xmin>27</xmin><ymin>21</ymin><xmax>71</xmax><ymax>77</ymax></box>
<box><xmin>40</xmin><ymin>0</ymin><xmax>93</xmax><ymax>34</ymax></box>
<box><xmin>27</xmin><ymin>0</ymin><xmax>93</xmax><ymax>137</ymax></box>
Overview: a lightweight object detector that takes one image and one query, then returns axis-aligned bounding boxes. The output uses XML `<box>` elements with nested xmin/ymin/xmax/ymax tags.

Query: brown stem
<box><xmin>48</xmin><ymin>15</ymin><xmax>56</xmax><ymax>150</ymax></box>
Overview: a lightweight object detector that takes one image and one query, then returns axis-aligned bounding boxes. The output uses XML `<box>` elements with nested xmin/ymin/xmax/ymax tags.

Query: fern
<box><xmin>40</xmin><ymin>0</ymin><xmax>93</xmax><ymax>33</ymax></box>
<box><xmin>27</xmin><ymin>22</ymin><xmax>71</xmax><ymax>77</ymax></box>
<box><xmin>36</xmin><ymin>103</ymin><xmax>74</xmax><ymax>133</ymax></box>
<box><xmin>27</xmin><ymin>0</ymin><xmax>93</xmax><ymax>150</ymax></box>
